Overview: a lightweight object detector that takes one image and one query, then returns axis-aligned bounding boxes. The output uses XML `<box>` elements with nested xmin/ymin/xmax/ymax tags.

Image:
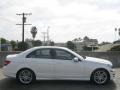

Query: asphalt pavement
<box><xmin>0</xmin><ymin>68</ymin><xmax>120</xmax><ymax>90</ymax></box>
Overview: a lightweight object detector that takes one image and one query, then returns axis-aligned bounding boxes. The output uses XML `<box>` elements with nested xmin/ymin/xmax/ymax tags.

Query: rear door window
<box><xmin>26</xmin><ymin>49</ymin><xmax>51</xmax><ymax>59</ymax></box>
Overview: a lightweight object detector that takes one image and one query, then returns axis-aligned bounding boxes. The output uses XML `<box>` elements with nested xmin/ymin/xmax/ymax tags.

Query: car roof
<box><xmin>32</xmin><ymin>46</ymin><xmax>68</xmax><ymax>50</ymax></box>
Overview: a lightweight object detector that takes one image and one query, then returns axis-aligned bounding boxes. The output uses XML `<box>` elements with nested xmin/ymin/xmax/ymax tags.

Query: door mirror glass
<box><xmin>73</xmin><ymin>57</ymin><xmax>79</xmax><ymax>62</ymax></box>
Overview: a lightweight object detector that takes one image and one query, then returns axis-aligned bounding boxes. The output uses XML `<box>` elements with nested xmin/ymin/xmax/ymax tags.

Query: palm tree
<box><xmin>31</xmin><ymin>26</ymin><xmax>37</xmax><ymax>40</ymax></box>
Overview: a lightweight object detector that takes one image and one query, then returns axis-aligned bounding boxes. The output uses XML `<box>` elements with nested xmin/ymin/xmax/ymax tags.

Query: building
<box><xmin>73</xmin><ymin>36</ymin><xmax>98</xmax><ymax>52</ymax></box>
<box><xmin>0</xmin><ymin>44</ymin><xmax>12</xmax><ymax>51</ymax></box>
<box><xmin>83</xmin><ymin>36</ymin><xmax>98</xmax><ymax>47</ymax></box>
<box><xmin>72</xmin><ymin>41</ymin><xmax>84</xmax><ymax>52</ymax></box>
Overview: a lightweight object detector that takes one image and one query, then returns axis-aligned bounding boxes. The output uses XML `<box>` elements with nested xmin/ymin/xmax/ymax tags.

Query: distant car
<box><xmin>3</xmin><ymin>46</ymin><xmax>115</xmax><ymax>85</ymax></box>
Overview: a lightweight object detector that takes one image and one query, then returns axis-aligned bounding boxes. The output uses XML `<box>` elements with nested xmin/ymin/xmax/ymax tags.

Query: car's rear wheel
<box><xmin>91</xmin><ymin>69</ymin><xmax>110</xmax><ymax>85</ymax></box>
<box><xmin>16</xmin><ymin>69</ymin><xmax>36</xmax><ymax>84</ymax></box>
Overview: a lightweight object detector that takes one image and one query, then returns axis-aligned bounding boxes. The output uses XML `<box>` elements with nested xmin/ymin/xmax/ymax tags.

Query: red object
<box><xmin>4</xmin><ymin>60</ymin><xmax>11</xmax><ymax>66</ymax></box>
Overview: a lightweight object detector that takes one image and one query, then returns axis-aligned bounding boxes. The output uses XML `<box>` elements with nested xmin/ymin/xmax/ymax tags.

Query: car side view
<box><xmin>3</xmin><ymin>46</ymin><xmax>115</xmax><ymax>85</ymax></box>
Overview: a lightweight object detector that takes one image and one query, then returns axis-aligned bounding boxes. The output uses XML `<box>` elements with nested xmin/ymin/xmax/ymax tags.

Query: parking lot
<box><xmin>0</xmin><ymin>68</ymin><xmax>120</xmax><ymax>90</ymax></box>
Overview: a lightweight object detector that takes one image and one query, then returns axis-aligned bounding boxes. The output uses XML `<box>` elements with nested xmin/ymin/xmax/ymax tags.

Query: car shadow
<box><xmin>0</xmin><ymin>78</ymin><xmax>117</xmax><ymax>90</ymax></box>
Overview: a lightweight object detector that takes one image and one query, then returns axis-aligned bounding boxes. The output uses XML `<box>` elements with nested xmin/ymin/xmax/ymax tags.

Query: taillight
<box><xmin>4</xmin><ymin>60</ymin><xmax>11</xmax><ymax>66</ymax></box>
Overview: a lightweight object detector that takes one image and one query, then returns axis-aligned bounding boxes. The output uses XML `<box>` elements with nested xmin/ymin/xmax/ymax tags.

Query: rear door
<box><xmin>26</xmin><ymin>48</ymin><xmax>54</xmax><ymax>78</ymax></box>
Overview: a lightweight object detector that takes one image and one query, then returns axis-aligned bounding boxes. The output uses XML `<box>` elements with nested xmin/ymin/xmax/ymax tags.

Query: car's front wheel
<box><xmin>91</xmin><ymin>69</ymin><xmax>110</xmax><ymax>85</ymax></box>
<box><xmin>16</xmin><ymin>69</ymin><xmax>36</xmax><ymax>84</ymax></box>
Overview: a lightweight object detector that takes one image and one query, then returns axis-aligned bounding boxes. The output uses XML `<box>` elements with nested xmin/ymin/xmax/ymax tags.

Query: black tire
<box><xmin>16</xmin><ymin>69</ymin><xmax>36</xmax><ymax>84</ymax></box>
<box><xmin>91</xmin><ymin>69</ymin><xmax>110</xmax><ymax>85</ymax></box>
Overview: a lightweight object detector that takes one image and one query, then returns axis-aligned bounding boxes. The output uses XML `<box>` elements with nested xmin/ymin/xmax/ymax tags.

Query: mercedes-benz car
<box><xmin>3</xmin><ymin>46</ymin><xmax>115</xmax><ymax>85</ymax></box>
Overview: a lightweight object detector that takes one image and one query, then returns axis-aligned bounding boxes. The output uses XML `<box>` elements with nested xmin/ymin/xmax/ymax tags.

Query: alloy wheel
<box><xmin>18</xmin><ymin>69</ymin><xmax>33</xmax><ymax>84</ymax></box>
<box><xmin>93</xmin><ymin>69</ymin><xmax>108</xmax><ymax>84</ymax></box>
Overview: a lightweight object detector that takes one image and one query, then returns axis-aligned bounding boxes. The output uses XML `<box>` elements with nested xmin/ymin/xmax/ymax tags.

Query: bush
<box><xmin>17</xmin><ymin>42</ymin><xmax>28</xmax><ymax>51</ymax></box>
<box><xmin>66</xmin><ymin>41</ymin><xmax>76</xmax><ymax>51</ymax></box>
<box><xmin>10</xmin><ymin>40</ymin><xmax>16</xmax><ymax>50</ymax></box>
<box><xmin>32</xmin><ymin>40</ymin><xmax>42</xmax><ymax>47</ymax></box>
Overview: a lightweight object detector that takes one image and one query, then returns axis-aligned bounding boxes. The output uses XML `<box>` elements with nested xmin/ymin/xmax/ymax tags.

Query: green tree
<box><xmin>32</xmin><ymin>40</ymin><xmax>42</xmax><ymax>47</ymax></box>
<box><xmin>17</xmin><ymin>42</ymin><xmax>28</xmax><ymax>51</ymax></box>
<box><xmin>1</xmin><ymin>38</ymin><xmax>7</xmax><ymax>44</ymax></box>
<box><xmin>66</xmin><ymin>41</ymin><xmax>76</xmax><ymax>51</ymax></box>
<box><xmin>10</xmin><ymin>40</ymin><xmax>16</xmax><ymax>50</ymax></box>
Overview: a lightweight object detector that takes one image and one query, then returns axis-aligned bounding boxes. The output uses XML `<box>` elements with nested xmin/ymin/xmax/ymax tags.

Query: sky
<box><xmin>0</xmin><ymin>0</ymin><xmax>120</xmax><ymax>43</ymax></box>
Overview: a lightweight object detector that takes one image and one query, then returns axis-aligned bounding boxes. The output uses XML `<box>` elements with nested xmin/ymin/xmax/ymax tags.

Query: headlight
<box><xmin>107</xmin><ymin>64</ymin><xmax>113</xmax><ymax>68</ymax></box>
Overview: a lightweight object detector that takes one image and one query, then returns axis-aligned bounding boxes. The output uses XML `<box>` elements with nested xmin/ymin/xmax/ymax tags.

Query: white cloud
<box><xmin>0</xmin><ymin>0</ymin><xmax>120</xmax><ymax>43</ymax></box>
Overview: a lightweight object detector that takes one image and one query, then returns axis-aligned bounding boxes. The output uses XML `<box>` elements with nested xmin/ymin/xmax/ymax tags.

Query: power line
<box><xmin>16</xmin><ymin>13</ymin><xmax>32</xmax><ymax>42</ymax></box>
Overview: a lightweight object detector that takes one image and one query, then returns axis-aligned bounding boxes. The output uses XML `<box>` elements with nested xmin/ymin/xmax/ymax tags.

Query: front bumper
<box><xmin>109</xmin><ymin>69</ymin><xmax>115</xmax><ymax>80</ymax></box>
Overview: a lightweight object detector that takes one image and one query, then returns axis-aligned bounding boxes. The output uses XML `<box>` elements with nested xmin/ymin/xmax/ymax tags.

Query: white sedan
<box><xmin>3</xmin><ymin>46</ymin><xmax>115</xmax><ymax>85</ymax></box>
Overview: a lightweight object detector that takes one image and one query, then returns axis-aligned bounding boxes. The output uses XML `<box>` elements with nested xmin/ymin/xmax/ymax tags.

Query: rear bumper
<box><xmin>2</xmin><ymin>67</ymin><xmax>16</xmax><ymax>78</ymax></box>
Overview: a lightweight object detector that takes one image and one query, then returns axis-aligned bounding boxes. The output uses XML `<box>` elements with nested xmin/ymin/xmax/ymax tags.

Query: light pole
<box><xmin>115</xmin><ymin>28</ymin><xmax>120</xmax><ymax>40</ymax></box>
<box><xmin>42</xmin><ymin>32</ymin><xmax>47</xmax><ymax>46</ymax></box>
<box><xmin>0</xmin><ymin>38</ymin><xmax>1</xmax><ymax>52</ymax></box>
<box><xmin>118</xmin><ymin>28</ymin><xmax>120</xmax><ymax>39</ymax></box>
<box><xmin>47</xmin><ymin>26</ymin><xmax>50</xmax><ymax>45</ymax></box>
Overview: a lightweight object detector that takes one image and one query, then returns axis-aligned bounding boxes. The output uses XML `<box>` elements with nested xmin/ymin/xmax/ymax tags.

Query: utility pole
<box><xmin>41</xmin><ymin>26</ymin><xmax>50</xmax><ymax>46</ymax></box>
<box><xmin>47</xmin><ymin>26</ymin><xmax>50</xmax><ymax>45</ymax></box>
<box><xmin>16</xmin><ymin>13</ymin><xmax>32</xmax><ymax>42</ymax></box>
<box><xmin>42</xmin><ymin>32</ymin><xmax>47</xmax><ymax>45</ymax></box>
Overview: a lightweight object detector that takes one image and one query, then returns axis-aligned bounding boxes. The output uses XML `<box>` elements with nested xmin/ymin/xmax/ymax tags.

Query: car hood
<box><xmin>85</xmin><ymin>56</ymin><xmax>112</xmax><ymax>65</ymax></box>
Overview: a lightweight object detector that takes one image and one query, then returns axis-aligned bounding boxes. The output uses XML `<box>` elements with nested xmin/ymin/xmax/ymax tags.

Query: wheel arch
<box><xmin>90</xmin><ymin>68</ymin><xmax>110</xmax><ymax>81</ymax></box>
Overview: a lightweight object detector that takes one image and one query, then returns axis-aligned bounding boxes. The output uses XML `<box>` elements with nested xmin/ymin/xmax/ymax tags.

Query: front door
<box><xmin>53</xmin><ymin>49</ymin><xmax>84</xmax><ymax>79</ymax></box>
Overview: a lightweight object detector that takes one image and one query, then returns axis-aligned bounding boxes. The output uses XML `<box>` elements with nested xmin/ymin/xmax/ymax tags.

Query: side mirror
<box><xmin>73</xmin><ymin>57</ymin><xmax>79</xmax><ymax>62</ymax></box>
<box><xmin>82</xmin><ymin>56</ymin><xmax>86</xmax><ymax>59</ymax></box>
